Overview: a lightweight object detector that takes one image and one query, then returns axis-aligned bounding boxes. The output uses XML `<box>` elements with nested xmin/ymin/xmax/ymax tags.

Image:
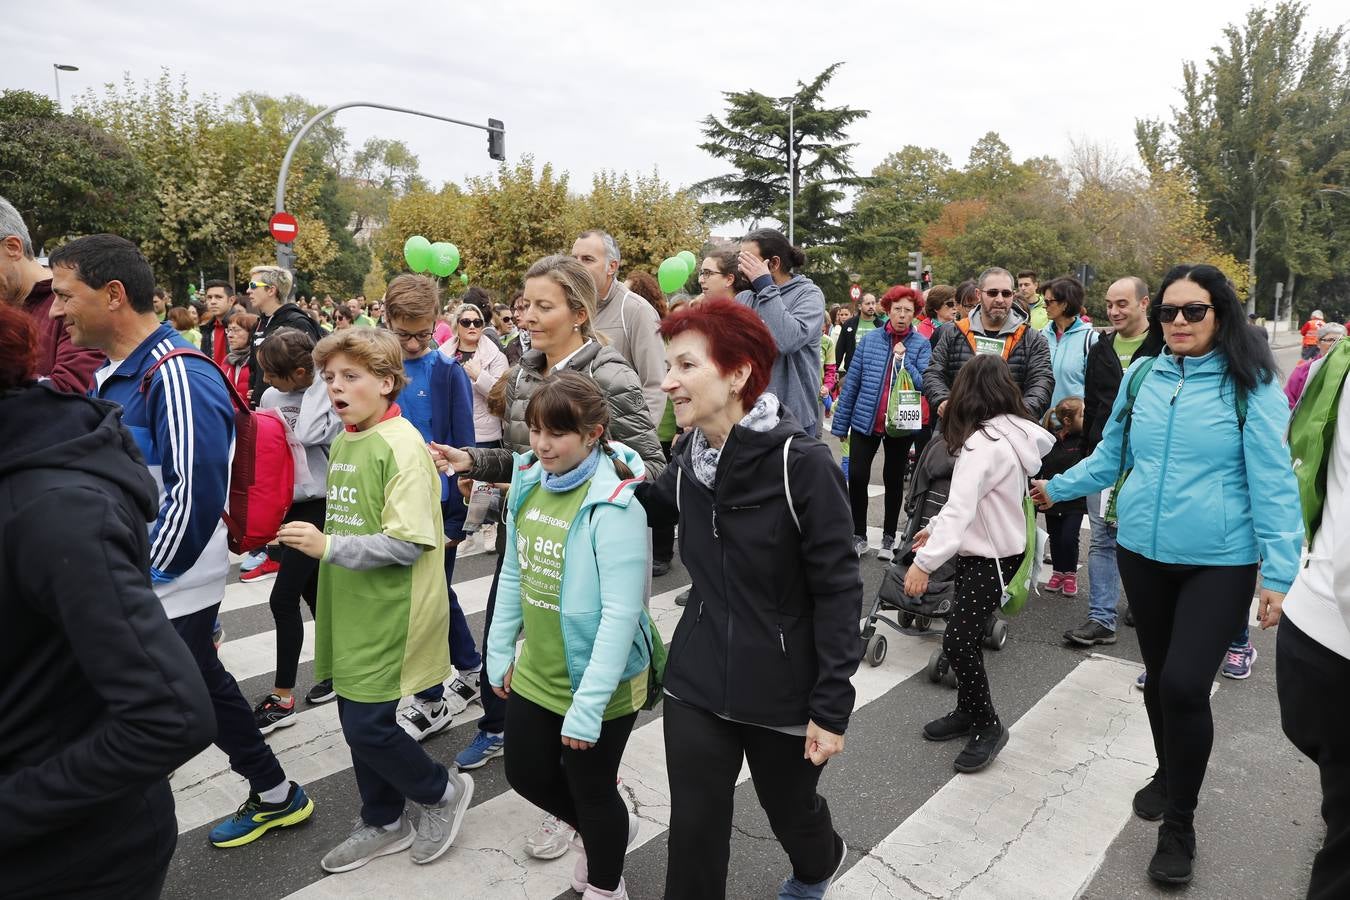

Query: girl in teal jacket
<box><xmin>1033</xmin><ymin>264</ymin><xmax>1302</xmax><ymax>888</ymax></box>
<box><xmin>484</xmin><ymin>371</ymin><xmax>653</xmax><ymax>899</ymax></box>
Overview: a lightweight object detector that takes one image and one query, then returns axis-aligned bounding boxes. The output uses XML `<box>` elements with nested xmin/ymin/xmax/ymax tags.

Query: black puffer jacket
<box><xmin>0</xmin><ymin>385</ymin><xmax>215</xmax><ymax>896</ymax></box>
<box><xmin>636</xmin><ymin>405</ymin><xmax>862</xmax><ymax>734</ymax></box>
<box><xmin>249</xmin><ymin>302</ymin><xmax>324</xmax><ymax>406</ymax></box>
<box><xmin>923</xmin><ymin>307</ymin><xmax>1055</xmax><ymax>418</ymax></box>
<box><xmin>1081</xmin><ymin>330</ymin><xmax>1165</xmax><ymax>452</ymax></box>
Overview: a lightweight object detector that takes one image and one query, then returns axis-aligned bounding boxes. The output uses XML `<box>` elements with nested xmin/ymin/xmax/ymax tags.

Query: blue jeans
<box><xmin>1086</xmin><ymin>492</ymin><xmax>1121</xmax><ymax>631</ymax></box>
<box><xmin>416</xmin><ymin>539</ymin><xmax>482</xmax><ymax>703</ymax></box>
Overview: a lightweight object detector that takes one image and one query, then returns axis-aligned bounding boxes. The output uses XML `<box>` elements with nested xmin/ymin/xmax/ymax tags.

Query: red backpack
<box><xmin>141</xmin><ymin>348</ymin><xmax>295</xmax><ymax>553</ymax></box>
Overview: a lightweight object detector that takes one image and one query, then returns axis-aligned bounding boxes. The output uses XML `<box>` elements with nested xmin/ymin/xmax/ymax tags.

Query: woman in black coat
<box><xmin>637</xmin><ymin>298</ymin><xmax>862</xmax><ymax>900</ymax></box>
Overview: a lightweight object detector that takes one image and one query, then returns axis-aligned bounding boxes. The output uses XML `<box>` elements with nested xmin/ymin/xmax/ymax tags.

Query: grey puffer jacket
<box><xmin>501</xmin><ymin>341</ymin><xmax>665</xmax><ymax>477</ymax></box>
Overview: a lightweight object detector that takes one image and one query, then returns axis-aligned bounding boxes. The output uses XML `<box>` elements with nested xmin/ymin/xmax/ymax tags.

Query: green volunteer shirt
<box><xmin>315</xmin><ymin>414</ymin><xmax>450</xmax><ymax>703</ymax></box>
<box><xmin>511</xmin><ymin>483</ymin><xmax>647</xmax><ymax>719</ymax></box>
<box><xmin>1114</xmin><ymin>332</ymin><xmax>1147</xmax><ymax>370</ymax></box>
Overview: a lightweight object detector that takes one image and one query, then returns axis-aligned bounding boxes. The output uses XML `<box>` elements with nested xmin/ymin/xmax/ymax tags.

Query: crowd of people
<box><xmin>0</xmin><ymin>184</ymin><xmax>1346</xmax><ymax>900</ymax></box>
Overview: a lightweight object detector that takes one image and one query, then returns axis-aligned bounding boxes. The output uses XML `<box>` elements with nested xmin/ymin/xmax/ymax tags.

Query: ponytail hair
<box><xmin>524</xmin><ymin>371</ymin><xmax>634</xmax><ymax>479</ymax></box>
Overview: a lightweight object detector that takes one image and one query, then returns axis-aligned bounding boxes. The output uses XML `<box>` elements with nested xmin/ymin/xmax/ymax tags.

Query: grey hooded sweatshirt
<box><xmin>737</xmin><ymin>273</ymin><xmax>826</xmax><ymax>437</ymax></box>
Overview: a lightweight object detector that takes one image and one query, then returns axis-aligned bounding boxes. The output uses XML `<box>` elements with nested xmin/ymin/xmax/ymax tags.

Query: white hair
<box><xmin>579</xmin><ymin>229</ymin><xmax>620</xmax><ymax>265</ymax></box>
<box><xmin>0</xmin><ymin>195</ymin><xmax>34</xmax><ymax>258</ymax></box>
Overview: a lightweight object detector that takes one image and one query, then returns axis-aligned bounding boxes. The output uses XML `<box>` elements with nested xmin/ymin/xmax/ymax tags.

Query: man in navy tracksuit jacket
<box><xmin>49</xmin><ymin>234</ymin><xmax>315</xmax><ymax>848</ymax></box>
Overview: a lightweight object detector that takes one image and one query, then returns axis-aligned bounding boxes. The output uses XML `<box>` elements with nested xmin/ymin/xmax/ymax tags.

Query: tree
<box><xmin>0</xmin><ymin>90</ymin><xmax>153</xmax><ymax>253</ymax></box>
<box><xmin>841</xmin><ymin>146</ymin><xmax>953</xmax><ymax>290</ymax></box>
<box><xmin>693</xmin><ymin>63</ymin><xmax>867</xmax><ymax>248</ymax></box>
<box><xmin>570</xmin><ymin>170</ymin><xmax>708</xmax><ymax>276</ymax></box>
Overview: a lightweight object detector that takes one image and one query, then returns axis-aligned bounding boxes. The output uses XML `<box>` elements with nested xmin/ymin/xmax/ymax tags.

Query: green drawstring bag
<box><xmin>1289</xmin><ymin>340</ymin><xmax>1350</xmax><ymax>541</ymax></box>
<box><xmin>639</xmin><ymin>611</ymin><xmax>667</xmax><ymax>711</ymax></box>
<box><xmin>885</xmin><ymin>364</ymin><xmax>923</xmax><ymax>437</ymax></box>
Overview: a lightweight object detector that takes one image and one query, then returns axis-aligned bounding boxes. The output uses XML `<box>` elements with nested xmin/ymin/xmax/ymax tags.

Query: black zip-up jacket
<box><xmin>249</xmin><ymin>301</ymin><xmax>324</xmax><ymax>406</ymax></box>
<box><xmin>1081</xmin><ymin>329</ymin><xmax>1165</xmax><ymax>452</ymax></box>
<box><xmin>636</xmin><ymin>406</ymin><xmax>863</xmax><ymax>734</ymax></box>
<box><xmin>835</xmin><ymin>313</ymin><xmax>886</xmax><ymax>375</ymax></box>
<box><xmin>0</xmin><ymin>385</ymin><xmax>216</xmax><ymax>896</ymax></box>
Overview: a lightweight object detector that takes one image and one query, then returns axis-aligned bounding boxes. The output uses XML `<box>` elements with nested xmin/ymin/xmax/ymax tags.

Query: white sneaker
<box><xmin>239</xmin><ymin>549</ymin><xmax>269</xmax><ymax>572</ymax></box>
<box><xmin>398</xmin><ymin>697</ymin><xmax>452</xmax><ymax>742</ymax></box>
<box><xmin>481</xmin><ymin>523</ymin><xmax>498</xmax><ymax>554</ymax></box>
<box><xmin>581</xmin><ymin>880</ymin><xmax>629</xmax><ymax>899</ymax></box>
<box><xmin>524</xmin><ymin>813</ymin><xmax>574</xmax><ymax>860</ymax></box>
<box><xmin>441</xmin><ymin>671</ymin><xmax>482</xmax><ymax>717</ymax></box>
<box><xmin>877</xmin><ymin>534</ymin><xmax>896</xmax><ymax>563</ymax></box>
<box><xmin>571</xmin><ymin>813</ymin><xmax>640</xmax><ymax>892</ymax></box>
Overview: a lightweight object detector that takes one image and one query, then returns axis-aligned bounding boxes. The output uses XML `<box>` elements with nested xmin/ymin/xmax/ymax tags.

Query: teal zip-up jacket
<box><xmin>1046</xmin><ymin>349</ymin><xmax>1303</xmax><ymax>592</ymax></box>
<box><xmin>486</xmin><ymin>441</ymin><xmax>654</xmax><ymax>743</ymax></box>
<box><xmin>1043</xmin><ymin>316</ymin><xmax>1098</xmax><ymax>407</ymax></box>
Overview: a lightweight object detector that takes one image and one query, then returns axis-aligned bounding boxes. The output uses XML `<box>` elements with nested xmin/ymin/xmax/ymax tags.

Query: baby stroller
<box><xmin>858</xmin><ymin>438</ymin><xmax>1010</xmax><ymax>682</ymax></box>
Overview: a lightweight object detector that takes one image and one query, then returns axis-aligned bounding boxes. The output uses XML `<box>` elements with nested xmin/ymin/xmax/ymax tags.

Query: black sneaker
<box><xmin>923</xmin><ymin>710</ymin><xmax>974</xmax><ymax>742</ymax></box>
<box><xmin>953</xmin><ymin>723</ymin><xmax>1009</xmax><ymax>773</ymax></box>
<box><xmin>1147</xmin><ymin>823</ymin><xmax>1195</xmax><ymax>884</ymax></box>
<box><xmin>1123</xmin><ymin>605</ymin><xmax>1135</xmax><ymax>627</ymax></box>
<box><xmin>1133</xmin><ymin>771</ymin><xmax>1167</xmax><ymax>821</ymax></box>
<box><xmin>306</xmin><ymin>679</ymin><xmax>336</xmax><ymax>705</ymax></box>
<box><xmin>652</xmin><ymin>558</ymin><xmax>672</xmax><ymax>577</ymax></box>
<box><xmin>1064</xmin><ymin>620</ymin><xmax>1118</xmax><ymax>646</ymax></box>
<box><xmin>253</xmin><ymin>694</ymin><xmax>297</xmax><ymax>735</ymax></box>
<box><xmin>675</xmin><ymin>589</ymin><xmax>690</xmax><ymax>607</ymax></box>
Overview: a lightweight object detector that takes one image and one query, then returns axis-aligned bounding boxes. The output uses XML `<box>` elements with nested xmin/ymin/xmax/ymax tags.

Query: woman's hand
<box><xmin>1258</xmin><ymin>589</ymin><xmax>1286</xmax><ymax>629</ymax></box>
<box><xmin>738</xmin><ymin>250</ymin><xmax>770</xmax><ymax>283</ymax></box>
<box><xmin>1030</xmin><ymin>479</ymin><xmax>1053</xmax><ymax>511</ymax></box>
<box><xmin>463</xmin><ymin>358</ymin><xmax>481</xmax><ymax>381</ymax></box>
<box><xmin>276</xmin><ymin>522</ymin><xmax>326</xmax><ymax>559</ymax></box>
<box><xmin>910</xmin><ymin>529</ymin><xmax>930</xmax><ymax>551</ymax></box>
<box><xmin>804</xmin><ymin>720</ymin><xmax>844</xmax><ymax>765</ymax></box>
<box><xmin>492</xmin><ymin>664</ymin><xmax>513</xmax><ymax>700</ymax></box>
<box><xmin>561</xmin><ymin>736</ymin><xmax>594</xmax><ymax>751</ymax></box>
<box><xmin>904</xmin><ymin>564</ymin><xmax>930</xmax><ymax>598</ymax></box>
<box><xmin>428</xmin><ymin>442</ymin><xmax>474</xmax><ymax>474</ymax></box>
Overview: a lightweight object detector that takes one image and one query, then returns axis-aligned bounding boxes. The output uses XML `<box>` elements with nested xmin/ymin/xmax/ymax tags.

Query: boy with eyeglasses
<box><xmin>382</xmin><ymin>275</ymin><xmax>483</xmax><ymax>742</ymax></box>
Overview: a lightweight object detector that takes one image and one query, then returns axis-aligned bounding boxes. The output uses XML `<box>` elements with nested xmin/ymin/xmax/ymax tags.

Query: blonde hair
<box><xmin>523</xmin><ymin>254</ymin><xmax>601</xmax><ymax>343</ymax></box>
<box><xmin>383</xmin><ymin>273</ymin><xmax>440</xmax><ymax>322</ymax></box>
<box><xmin>453</xmin><ymin>302</ymin><xmax>486</xmax><ymax>325</ymax></box>
<box><xmin>312</xmin><ymin>327</ymin><xmax>408</xmax><ymax>396</ymax></box>
<box><xmin>248</xmin><ymin>265</ymin><xmax>293</xmax><ymax>303</ymax></box>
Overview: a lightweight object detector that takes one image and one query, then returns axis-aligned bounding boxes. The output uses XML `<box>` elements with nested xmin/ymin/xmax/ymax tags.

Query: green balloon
<box><xmin>460</xmin><ymin>273</ymin><xmax>469</xmax><ymax>285</ymax></box>
<box><xmin>427</xmin><ymin>242</ymin><xmax>458</xmax><ymax>277</ymax></box>
<box><xmin>676</xmin><ymin>250</ymin><xmax>697</xmax><ymax>277</ymax></box>
<box><xmin>403</xmin><ymin>235</ymin><xmax>432</xmax><ymax>273</ymax></box>
<box><xmin>658</xmin><ymin>257</ymin><xmax>688</xmax><ymax>293</ymax></box>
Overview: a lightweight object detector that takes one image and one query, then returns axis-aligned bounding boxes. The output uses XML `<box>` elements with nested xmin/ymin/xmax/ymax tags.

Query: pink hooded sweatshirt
<box><xmin>914</xmin><ymin>414</ymin><xmax>1054</xmax><ymax>572</ymax></box>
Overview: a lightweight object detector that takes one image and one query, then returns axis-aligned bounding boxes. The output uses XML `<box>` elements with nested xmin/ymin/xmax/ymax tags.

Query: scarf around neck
<box><xmin>689</xmin><ymin>393</ymin><xmax>781</xmax><ymax>489</ymax></box>
<box><xmin>540</xmin><ymin>443</ymin><xmax>603</xmax><ymax>493</ymax></box>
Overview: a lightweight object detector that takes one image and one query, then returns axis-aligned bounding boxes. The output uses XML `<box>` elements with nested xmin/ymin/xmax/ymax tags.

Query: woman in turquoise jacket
<box><xmin>1032</xmin><ymin>264</ymin><xmax>1302</xmax><ymax>888</ymax></box>
<box><xmin>481</xmin><ymin>372</ymin><xmax>654</xmax><ymax>899</ymax></box>
<box><xmin>1042</xmin><ymin>276</ymin><xmax>1098</xmax><ymax>408</ymax></box>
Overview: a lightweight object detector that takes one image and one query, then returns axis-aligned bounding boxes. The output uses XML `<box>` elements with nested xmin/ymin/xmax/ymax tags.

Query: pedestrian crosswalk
<box><xmin>164</xmin><ymin>513</ymin><xmax>1306</xmax><ymax>900</ymax></box>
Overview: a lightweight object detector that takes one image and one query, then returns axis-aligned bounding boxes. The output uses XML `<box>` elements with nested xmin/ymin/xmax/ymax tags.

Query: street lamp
<box><xmin>52</xmin><ymin>63</ymin><xmax>78</xmax><ymax>109</ymax></box>
<box><xmin>778</xmin><ymin>96</ymin><xmax>795</xmax><ymax>246</ymax></box>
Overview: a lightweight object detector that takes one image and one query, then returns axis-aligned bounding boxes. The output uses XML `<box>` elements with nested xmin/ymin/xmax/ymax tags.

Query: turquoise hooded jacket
<box><xmin>1046</xmin><ymin>349</ymin><xmax>1304</xmax><ymax>592</ymax></box>
<box><xmin>486</xmin><ymin>441</ymin><xmax>654</xmax><ymax>744</ymax></box>
<box><xmin>1043</xmin><ymin>317</ymin><xmax>1098</xmax><ymax>408</ymax></box>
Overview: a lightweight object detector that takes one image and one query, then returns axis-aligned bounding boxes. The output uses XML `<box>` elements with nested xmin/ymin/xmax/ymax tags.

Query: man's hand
<box><xmin>804</xmin><ymin>720</ymin><xmax>844</xmax><ymax>765</ymax></box>
<box><xmin>277</xmin><ymin>522</ymin><xmax>326</xmax><ymax>559</ymax></box>
<box><xmin>1257</xmin><ymin>589</ymin><xmax>1286</xmax><ymax>629</ymax></box>
<box><xmin>738</xmin><ymin>250</ymin><xmax>771</xmax><ymax>283</ymax></box>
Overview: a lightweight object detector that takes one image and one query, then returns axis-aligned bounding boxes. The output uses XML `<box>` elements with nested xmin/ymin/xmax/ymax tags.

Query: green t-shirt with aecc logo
<box><xmin>510</xmin><ymin>482</ymin><xmax>647</xmax><ymax>719</ymax></box>
<box><xmin>315</xmin><ymin>415</ymin><xmax>450</xmax><ymax>703</ymax></box>
<box><xmin>1113</xmin><ymin>332</ymin><xmax>1147</xmax><ymax>370</ymax></box>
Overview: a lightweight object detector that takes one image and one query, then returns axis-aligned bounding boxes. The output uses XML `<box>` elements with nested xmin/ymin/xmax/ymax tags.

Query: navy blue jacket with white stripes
<box><xmin>91</xmin><ymin>324</ymin><xmax>235</xmax><ymax>620</ymax></box>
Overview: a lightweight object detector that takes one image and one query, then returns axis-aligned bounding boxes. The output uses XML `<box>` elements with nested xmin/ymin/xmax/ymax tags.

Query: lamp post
<box><xmin>779</xmin><ymin>97</ymin><xmax>795</xmax><ymax>246</ymax></box>
<box><xmin>52</xmin><ymin>63</ymin><xmax>78</xmax><ymax>109</ymax></box>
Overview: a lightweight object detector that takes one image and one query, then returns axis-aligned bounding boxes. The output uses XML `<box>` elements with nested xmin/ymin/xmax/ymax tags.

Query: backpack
<box><xmin>1104</xmin><ymin>356</ymin><xmax>1246</xmax><ymax>524</ymax></box>
<box><xmin>141</xmin><ymin>348</ymin><xmax>296</xmax><ymax>554</ymax></box>
<box><xmin>1288</xmin><ymin>340</ymin><xmax>1350</xmax><ymax>541</ymax></box>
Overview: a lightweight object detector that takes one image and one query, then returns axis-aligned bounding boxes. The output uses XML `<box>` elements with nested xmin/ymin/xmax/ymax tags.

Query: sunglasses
<box><xmin>500</xmin><ymin>315</ymin><xmax>514</xmax><ymax>324</ymax></box>
<box><xmin>942</xmin><ymin>300</ymin><xmax>958</xmax><ymax>308</ymax></box>
<box><xmin>458</xmin><ymin>317</ymin><xmax>484</xmax><ymax>328</ymax></box>
<box><xmin>983</xmin><ymin>288</ymin><xmax>1016</xmax><ymax>299</ymax></box>
<box><xmin>1158</xmin><ymin>303</ymin><xmax>1214</xmax><ymax>324</ymax></box>
<box><xmin>248</xmin><ymin>280</ymin><xmax>271</xmax><ymax>291</ymax></box>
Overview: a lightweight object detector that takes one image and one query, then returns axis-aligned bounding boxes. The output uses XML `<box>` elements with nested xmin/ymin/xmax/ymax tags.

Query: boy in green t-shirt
<box><xmin>278</xmin><ymin>328</ymin><xmax>473</xmax><ymax>874</ymax></box>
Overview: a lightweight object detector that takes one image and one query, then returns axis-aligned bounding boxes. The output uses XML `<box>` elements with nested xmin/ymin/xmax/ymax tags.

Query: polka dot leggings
<box><xmin>943</xmin><ymin>554</ymin><xmax>1022</xmax><ymax>729</ymax></box>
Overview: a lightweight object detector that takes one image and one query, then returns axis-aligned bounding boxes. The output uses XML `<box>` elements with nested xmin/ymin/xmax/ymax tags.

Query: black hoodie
<box><xmin>637</xmin><ymin>406</ymin><xmax>863</xmax><ymax>734</ymax></box>
<box><xmin>0</xmin><ymin>385</ymin><xmax>216</xmax><ymax>897</ymax></box>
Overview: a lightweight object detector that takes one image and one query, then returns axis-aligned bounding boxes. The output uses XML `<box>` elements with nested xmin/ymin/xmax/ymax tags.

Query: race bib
<box><xmin>973</xmin><ymin>335</ymin><xmax>1006</xmax><ymax>356</ymax></box>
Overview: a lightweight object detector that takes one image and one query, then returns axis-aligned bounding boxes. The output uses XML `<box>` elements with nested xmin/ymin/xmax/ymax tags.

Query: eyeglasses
<box><xmin>392</xmin><ymin>329</ymin><xmax>434</xmax><ymax>342</ymax></box>
<box><xmin>982</xmin><ymin>288</ymin><xmax>1016</xmax><ymax>300</ymax></box>
<box><xmin>457</xmin><ymin>317</ymin><xmax>484</xmax><ymax>328</ymax></box>
<box><xmin>697</xmin><ymin>268</ymin><xmax>723</xmax><ymax>278</ymax></box>
<box><xmin>1158</xmin><ymin>303</ymin><xmax>1214</xmax><ymax>324</ymax></box>
<box><xmin>248</xmin><ymin>280</ymin><xmax>271</xmax><ymax>291</ymax></box>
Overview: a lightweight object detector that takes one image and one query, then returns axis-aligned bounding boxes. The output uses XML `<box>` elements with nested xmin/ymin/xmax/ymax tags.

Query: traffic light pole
<box><xmin>272</xmin><ymin>101</ymin><xmax>505</xmax><ymax>268</ymax></box>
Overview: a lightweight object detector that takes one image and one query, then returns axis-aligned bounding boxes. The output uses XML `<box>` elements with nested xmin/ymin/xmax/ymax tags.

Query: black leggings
<box><xmin>943</xmin><ymin>554</ymin><xmax>1021</xmax><ymax>729</ymax></box>
<box><xmin>1116</xmin><ymin>547</ymin><xmax>1256</xmax><ymax>829</ymax></box>
<box><xmin>504</xmin><ymin>692</ymin><xmax>637</xmax><ymax>891</ymax></box>
<box><xmin>847</xmin><ymin>427</ymin><xmax>930</xmax><ymax>538</ymax></box>
<box><xmin>269</xmin><ymin>498</ymin><xmax>325</xmax><ymax>690</ymax></box>
<box><xmin>663</xmin><ymin>697</ymin><xmax>838</xmax><ymax>899</ymax></box>
<box><xmin>1045</xmin><ymin>512</ymin><xmax>1083</xmax><ymax>573</ymax></box>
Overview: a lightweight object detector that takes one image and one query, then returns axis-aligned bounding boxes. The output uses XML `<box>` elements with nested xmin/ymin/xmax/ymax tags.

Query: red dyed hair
<box><xmin>660</xmin><ymin>298</ymin><xmax>777</xmax><ymax>406</ymax></box>
<box><xmin>880</xmin><ymin>285</ymin><xmax>922</xmax><ymax>314</ymax></box>
<box><xmin>0</xmin><ymin>304</ymin><xmax>37</xmax><ymax>390</ymax></box>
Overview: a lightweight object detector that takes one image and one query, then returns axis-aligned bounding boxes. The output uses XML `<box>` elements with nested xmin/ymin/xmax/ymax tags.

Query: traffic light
<box><xmin>907</xmin><ymin>251</ymin><xmax>923</xmax><ymax>283</ymax></box>
<box><xmin>487</xmin><ymin>118</ymin><xmax>506</xmax><ymax>161</ymax></box>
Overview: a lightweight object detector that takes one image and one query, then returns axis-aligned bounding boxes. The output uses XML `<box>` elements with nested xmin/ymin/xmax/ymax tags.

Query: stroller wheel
<box><xmin>985</xmin><ymin>618</ymin><xmax>1009</xmax><ymax>651</ymax></box>
<box><xmin>865</xmin><ymin>634</ymin><xmax>887</xmax><ymax>667</ymax></box>
<box><xmin>926</xmin><ymin>648</ymin><xmax>945</xmax><ymax>683</ymax></box>
<box><xmin>915</xmin><ymin>615</ymin><xmax>932</xmax><ymax>632</ymax></box>
<box><xmin>899</xmin><ymin>612</ymin><xmax>915</xmax><ymax>629</ymax></box>
<box><xmin>941</xmin><ymin>668</ymin><xmax>959</xmax><ymax>689</ymax></box>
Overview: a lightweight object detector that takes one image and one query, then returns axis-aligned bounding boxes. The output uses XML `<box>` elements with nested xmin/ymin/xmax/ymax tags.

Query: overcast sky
<box><xmin>5</xmin><ymin>1</ymin><xmax>1346</xmax><ymax>210</ymax></box>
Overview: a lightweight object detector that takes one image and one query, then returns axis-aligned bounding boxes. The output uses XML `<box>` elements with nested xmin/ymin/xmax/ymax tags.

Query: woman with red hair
<box><xmin>637</xmin><ymin>298</ymin><xmax>862</xmax><ymax>899</ymax></box>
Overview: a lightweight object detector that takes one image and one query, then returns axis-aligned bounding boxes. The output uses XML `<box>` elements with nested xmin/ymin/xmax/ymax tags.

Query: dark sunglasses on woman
<box><xmin>458</xmin><ymin>317</ymin><xmax>483</xmax><ymax>328</ymax></box>
<box><xmin>1158</xmin><ymin>303</ymin><xmax>1214</xmax><ymax>324</ymax></box>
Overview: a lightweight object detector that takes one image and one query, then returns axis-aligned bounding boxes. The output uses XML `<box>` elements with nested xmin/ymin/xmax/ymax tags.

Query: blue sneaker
<box><xmin>209</xmin><ymin>782</ymin><xmax>314</xmax><ymax>847</ymax></box>
<box><xmin>1222</xmin><ymin>643</ymin><xmax>1257</xmax><ymax>680</ymax></box>
<box><xmin>1135</xmin><ymin>671</ymin><xmax>1147</xmax><ymax>691</ymax></box>
<box><xmin>239</xmin><ymin>550</ymin><xmax>269</xmax><ymax>573</ymax></box>
<box><xmin>455</xmin><ymin>730</ymin><xmax>504</xmax><ymax>770</ymax></box>
<box><xmin>778</xmin><ymin>835</ymin><xmax>847</xmax><ymax>898</ymax></box>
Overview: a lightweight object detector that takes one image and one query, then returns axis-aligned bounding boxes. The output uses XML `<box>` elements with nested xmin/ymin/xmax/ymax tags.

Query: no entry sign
<box><xmin>850</xmin><ymin>283</ymin><xmax>861</xmax><ymax>301</ymax></box>
<box><xmin>269</xmin><ymin>211</ymin><xmax>298</xmax><ymax>243</ymax></box>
